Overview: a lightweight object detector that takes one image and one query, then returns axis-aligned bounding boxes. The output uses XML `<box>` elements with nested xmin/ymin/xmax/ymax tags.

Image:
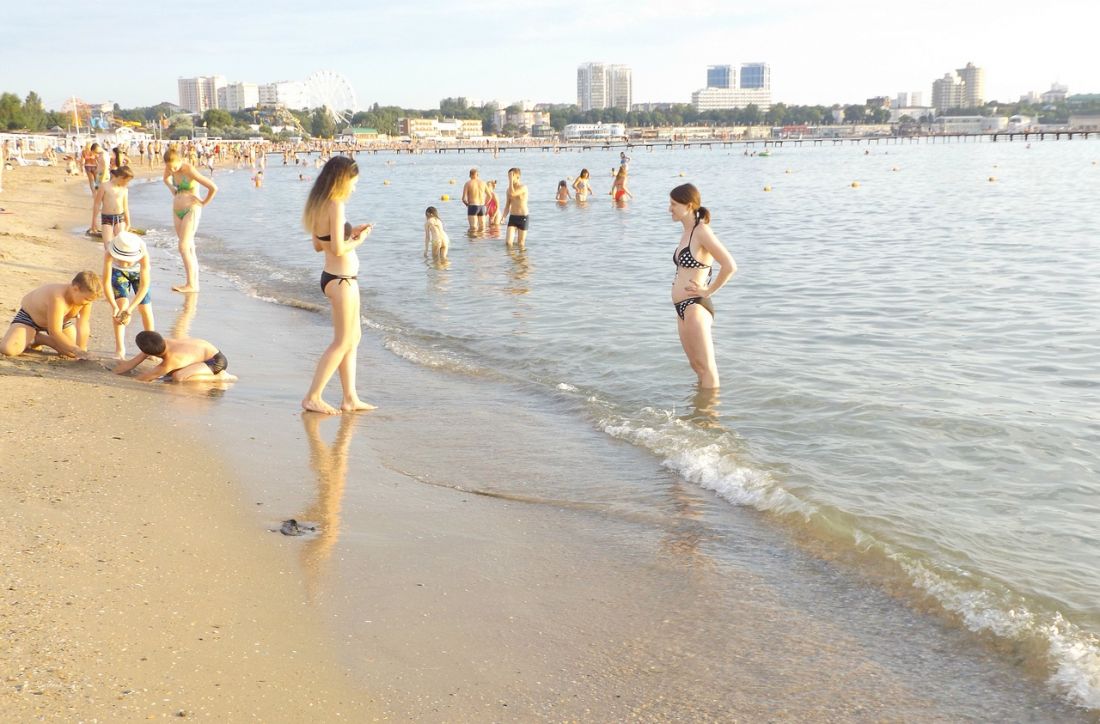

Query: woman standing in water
<box><xmin>669</xmin><ymin>184</ymin><xmax>736</xmax><ymax>388</ymax></box>
<box><xmin>302</xmin><ymin>156</ymin><xmax>375</xmax><ymax>415</ymax></box>
<box><xmin>163</xmin><ymin>147</ymin><xmax>217</xmax><ymax>293</ymax></box>
<box><xmin>610</xmin><ymin>166</ymin><xmax>632</xmax><ymax>204</ymax></box>
<box><xmin>572</xmin><ymin>168</ymin><xmax>592</xmax><ymax>202</ymax></box>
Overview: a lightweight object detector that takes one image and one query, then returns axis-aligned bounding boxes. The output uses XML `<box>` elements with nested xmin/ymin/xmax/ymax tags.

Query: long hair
<box><xmin>302</xmin><ymin>156</ymin><xmax>359</xmax><ymax>233</ymax></box>
<box><xmin>670</xmin><ymin>183</ymin><xmax>710</xmax><ymax>227</ymax></box>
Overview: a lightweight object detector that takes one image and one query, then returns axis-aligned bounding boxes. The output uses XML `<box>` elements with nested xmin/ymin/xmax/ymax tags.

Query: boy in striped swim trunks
<box><xmin>0</xmin><ymin>271</ymin><xmax>102</xmax><ymax>358</ymax></box>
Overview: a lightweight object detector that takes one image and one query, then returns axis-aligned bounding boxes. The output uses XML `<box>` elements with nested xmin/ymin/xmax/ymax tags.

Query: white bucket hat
<box><xmin>109</xmin><ymin>231</ymin><xmax>145</xmax><ymax>263</ymax></box>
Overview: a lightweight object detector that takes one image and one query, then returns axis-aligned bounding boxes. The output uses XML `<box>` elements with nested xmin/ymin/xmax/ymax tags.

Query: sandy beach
<box><xmin>0</xmin><ymin>165</ymin><xmax>373</xmax><ymax>719</ymax></box>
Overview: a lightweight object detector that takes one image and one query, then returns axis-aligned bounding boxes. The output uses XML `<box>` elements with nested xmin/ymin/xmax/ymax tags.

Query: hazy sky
<box><xmin>4</xmin><ymin>0</ymin><xmax>1097</xmax><ymax>111</ymax></box>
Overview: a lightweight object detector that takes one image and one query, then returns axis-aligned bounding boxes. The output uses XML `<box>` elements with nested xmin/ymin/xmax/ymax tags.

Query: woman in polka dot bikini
<box><xmin>668</xmin><ymin>183</ymin><xmax>737</xmax><ymax>389</ymax></box>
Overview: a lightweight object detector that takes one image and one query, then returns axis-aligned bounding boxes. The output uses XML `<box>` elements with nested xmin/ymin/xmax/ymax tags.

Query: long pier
<box><xmin>384</xmin><ymin>130</ymin><xmax>1096</xmax><ymax>154</ymax></box>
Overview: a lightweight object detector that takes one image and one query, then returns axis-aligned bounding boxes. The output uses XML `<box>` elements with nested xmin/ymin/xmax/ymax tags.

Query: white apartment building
<box><xmin>178</xmin><ymin>75</ymin><xmax>227</xmax><ymax>114</ymax></box>
<box><xmin>956</xmin><ymin>62</ymin><xmax>984</xmax><ymax>108</ymax></box>
<box><xmin>932</xmin><ymin>63</ymin><xmax>984</xmax><ymax>112</ymax></box>
<box><xmin>398</xmin><ymin>117</ymin><xmax>483</xmax><ymax>139</ymax></box>
<box><xmin>258</xmin><ymin>80</ymin><xmax>310</xmax><ymax>110</ymax></box>
<box><xmin>932</xmin><ymin>72</ymin><xmax>965</xmax><ymax>113</ymax></box>
<box><xmin>691</xmin><ymin>62</ymin><xmax>771</xmax><ymax>111</ymax></box>
<box><xmin>577</xmin><ymin>63</ymin><xmax>632</xmax><ymax>112</ymax></box>
<box><xmin>218</xmin><ymin>82</ymin><xmax>260</xmax><ymax>113</ymax></box>
<box><xmin>691</xmin><ymin>87</ymin><xmax>771</xmax><ymax>112</ymax></box>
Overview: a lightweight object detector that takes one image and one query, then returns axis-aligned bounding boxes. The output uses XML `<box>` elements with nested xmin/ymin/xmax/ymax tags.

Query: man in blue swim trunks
<box><xmin>461</xmin><ymin>168</ymin><xmax>488</xmax><ymax>233</ymax></box>
<box><xmin>1</xmin><ymin>271</ymin><xmax>102</xmax><ymax>358</ymax></box>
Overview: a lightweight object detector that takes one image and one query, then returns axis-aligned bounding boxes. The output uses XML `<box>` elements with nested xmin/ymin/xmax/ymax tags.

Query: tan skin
<box><xmin>0</xmin><ymin>283</ymin><xmax>99</xmax><ymax>358</ymax></box>
<box><xmin>302</xmin><ymin>179</ymin><xmax>375</xmax><ymax>415</ymax></box>
<box><xmin>113</xmin><ymin>336</ymin><xmax>237</xmax><ymax>383</ymax></box>
<box><xmin>669</xmin><ymin>197</ymin><xmax>737</xmax><ymax>389</ymax></box>
<box><xmin>163</xmin><ymin>157</ymin><xmax>218</xmax><ymax>293</ymax></box>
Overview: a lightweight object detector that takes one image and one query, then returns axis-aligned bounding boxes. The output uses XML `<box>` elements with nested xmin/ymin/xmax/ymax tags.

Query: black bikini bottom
<box><xmin>674</xmin><ymin>296</ymin><xmax>714</xmax><ymax>321</ymax></box>
<box><xmin>320</xmin><ymin>270</ymin><xmax>358</xmax><ymax>294</ymax></box>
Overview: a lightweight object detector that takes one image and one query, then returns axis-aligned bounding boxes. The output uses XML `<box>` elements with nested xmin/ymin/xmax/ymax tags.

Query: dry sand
<box><xmin>0</xmin><ymin>163</ymin><xmax>375</xmax><ymax>719</ymax></box>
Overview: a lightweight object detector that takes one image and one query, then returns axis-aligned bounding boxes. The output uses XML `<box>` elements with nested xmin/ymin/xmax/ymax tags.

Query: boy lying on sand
<box><xmin>113</xmin><ymin>331</ymin><xmax>237</xmax><ymax>383</ymax></box>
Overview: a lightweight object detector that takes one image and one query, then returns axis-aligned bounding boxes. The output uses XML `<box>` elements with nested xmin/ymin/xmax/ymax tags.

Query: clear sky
<box><xmin>4</xmin><ymin>0</ymin><xmax>1097</xmax><ymax>111</ymax></box>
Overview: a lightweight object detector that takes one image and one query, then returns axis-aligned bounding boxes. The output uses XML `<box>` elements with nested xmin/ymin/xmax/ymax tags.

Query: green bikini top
<box><xmin>174</xmin><ymin>175</ymin><xmax>195</xmax><ymax>193</ymax></box>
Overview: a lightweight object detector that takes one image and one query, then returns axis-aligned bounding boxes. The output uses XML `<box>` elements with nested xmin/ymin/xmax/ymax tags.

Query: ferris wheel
<box><xmin>305</xmin><ymin>70</ymin><xmax>357</xmax><ymax>125</ymax></box>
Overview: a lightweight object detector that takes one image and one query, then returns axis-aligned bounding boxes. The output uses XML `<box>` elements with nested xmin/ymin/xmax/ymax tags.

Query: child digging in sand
<box><xmin>102</xmin><ymin>230</ymin><xmax>155</xmax><ymax>359</ymax></box>
<box><xmin>0</xmin><ymin>271</ymin><xmax>102</xmax><ymax>359</ymax></box>
<box><xmin>113</xmin><ymin>330</ymin><xmax>237</xmax><ymax>383</ymax></box>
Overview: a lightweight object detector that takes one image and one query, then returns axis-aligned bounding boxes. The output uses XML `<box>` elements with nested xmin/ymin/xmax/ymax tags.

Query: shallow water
<box><xmin>128</xmin><ymin>138</ymin><xmax>1100</xmax><ymax>712</ymax></box>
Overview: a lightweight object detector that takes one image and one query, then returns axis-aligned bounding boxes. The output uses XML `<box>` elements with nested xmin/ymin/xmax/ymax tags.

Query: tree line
<box><xmin>4</xmin><ymin>90</ymin><xmax>1099</xmax><ymax>138</ymax></box>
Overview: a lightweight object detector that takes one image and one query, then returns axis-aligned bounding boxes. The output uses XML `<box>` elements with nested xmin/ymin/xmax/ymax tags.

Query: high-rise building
<box><xmin>932</xmin><ymin>63</ymin><xmax>983</xmax><ymax>113</ymax></box>
<box><xmin>607</xmin><ymin>65</ymin><xmax>632</xmax><ymax>111</ymax></box>
<box><xmin>218</xmin><ymin>82</ymin><xmax>259</xmax><ymax>113</ymax></box>
<box><xmin>258</xmin><ymin>80</ymin><xmax>310</xmax><ymax>109</ymax></box>
<box><xmin>707</xmin><ymin>65</ymin><xmax>733</xmax><ymax>89</ymax></box>
<box><xmin>691</xmin><ymin>62</ymin><xmax>771</xmax><ymax>111</ymax></box>
<box><xmin>577</xmin><ymin>62</ymin><xmax>631</xmax><ymax>112</ymax></box>
<box><xmin>577</xmin><ymin>63</ymin><xmax>607</xmax><ymax>112</ymax></box>
<box><xmin>956</xmin><ymin>62</ymin><xmax>984</xmax><ymax>108</ymax></box>
<box><xmin>739</xmin><ymin>63</ymin><xmax>770</xmax><ymax>90</ymax></box>
<box><xmin>932</xmin><ymin>72</ymin><xmax>965</xmax><ymax>113</ymax></box>
<box><xmin>177</xmin><ymin>75</ymin><xmax>227</xmax><ymax>114</ymax></box>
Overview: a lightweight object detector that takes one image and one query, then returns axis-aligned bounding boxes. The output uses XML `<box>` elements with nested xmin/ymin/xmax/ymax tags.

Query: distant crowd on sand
<box><xmin>2</xmin><ymin>143</ymin><xmax>735</xmax><ymax>410</ymax></box>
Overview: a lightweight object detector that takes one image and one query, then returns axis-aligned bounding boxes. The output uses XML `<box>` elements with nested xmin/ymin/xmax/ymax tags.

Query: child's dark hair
<box><xmin>669</xmin><ymin>183</ymin><xmax>710</xmax><ymax>226</ymax></box>
<box><xmin>136</xmin><ymin>331</ymin><xmax>166</xmax><ymax>356</ymax></box>
<box><xmin>558</xmin><ymin>180</ymin><xmax>567</xmax><ymax>188</ymax></box>
<box><xmin>111</xmin><ymin>165</ymin><xmax>134</xmax><ymax>180</ymax></box>
<box><xmin>425</xmin><ymin>206</ymin><xmax>439</xmax><ymax>218</ymax></box>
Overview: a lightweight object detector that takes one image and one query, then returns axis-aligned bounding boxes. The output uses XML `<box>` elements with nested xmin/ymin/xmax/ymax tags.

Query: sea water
<box><xmin>130</xmin><ymin>138</ymin><xmax>1100</xmax><ymax>712</ymax></box>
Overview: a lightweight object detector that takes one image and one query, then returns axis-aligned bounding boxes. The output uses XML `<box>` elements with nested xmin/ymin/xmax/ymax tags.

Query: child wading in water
<box><xmin>91</xmin><ymin>165</ymin><xmax>134</xmax><ymax>245</ymax></box>
<box><xmin>423</xmin><ymin>206</ymin><xmax>450</xmax><ymax>260</ymax></box>
<box><xmin>102</xmin><ymin>230</ymin><xmax>155</xmax><ymax>359</ymax></box>
<box><xmin>556</xmin><ymin>180</ymin><xmax>571</xmax><ymax>204</ymax></box>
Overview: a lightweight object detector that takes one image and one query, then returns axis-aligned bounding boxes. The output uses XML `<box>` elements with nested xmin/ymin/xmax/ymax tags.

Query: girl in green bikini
<box><xmin>163</xmin><ymin>147</ymin><xmax>217</xmax><ymax>293</ymax></box>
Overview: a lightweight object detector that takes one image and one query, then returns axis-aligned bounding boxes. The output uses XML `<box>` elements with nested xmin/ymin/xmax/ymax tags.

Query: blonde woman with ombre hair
<box><xmin>302</xmin><ymin>156</ymin><xmax>375</xmax><ymax>415</ymax></box>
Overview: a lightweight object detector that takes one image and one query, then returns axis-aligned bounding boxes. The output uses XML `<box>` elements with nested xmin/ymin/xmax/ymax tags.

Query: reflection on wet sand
<box><xmin>171</xmin><ymin>292</ymin><xmax>199</xmax><ymax>339</ymax></box>
<box><xmin>300</xmin><ymin>412</ymin><xmax>358</xmax><ymax>601</ymax></box>
<box><xmin>658</xmin><ymin>479</ymin><xmax>715</xmax><ymax>568</ymax></box>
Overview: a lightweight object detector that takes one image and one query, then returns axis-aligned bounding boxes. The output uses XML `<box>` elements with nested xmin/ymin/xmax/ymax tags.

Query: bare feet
<box><xmin>172</xmin><ymin>285</ymin><xmax>200</xmax><ymax>293</ymax></box>
<box><xmin>302</xmin><ymin>397</ymin><xmax>340</xmax><ymax>415</ymax></box>
<box><xmin>341</xmin><ymin>398</ymin><xmax>377</xmax><ymax>412</ymax></box>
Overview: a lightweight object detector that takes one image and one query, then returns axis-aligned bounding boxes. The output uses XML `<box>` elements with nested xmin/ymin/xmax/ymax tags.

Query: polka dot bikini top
<box><xmin>674</xmin><ymin>225</ymin><xmax>712</xmax><ymax>271</ymax></box>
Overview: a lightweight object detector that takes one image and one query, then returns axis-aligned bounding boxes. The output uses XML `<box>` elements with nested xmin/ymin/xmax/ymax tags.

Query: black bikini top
<box><xmin>674</xmin><ymin>226</ymin><xmax>712</xmax><ymax>270</ymax></box>
<box><xmin>317</xmin><ymin>221</ymin><xmax>353</xmax><ymax>242</ymax></box>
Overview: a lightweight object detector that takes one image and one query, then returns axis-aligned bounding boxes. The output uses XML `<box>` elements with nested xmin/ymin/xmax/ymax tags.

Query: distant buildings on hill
<box><xmin>178</xmin><ymin>76</ymin><xmax>310</xmax><ymax>114</ymax></box>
